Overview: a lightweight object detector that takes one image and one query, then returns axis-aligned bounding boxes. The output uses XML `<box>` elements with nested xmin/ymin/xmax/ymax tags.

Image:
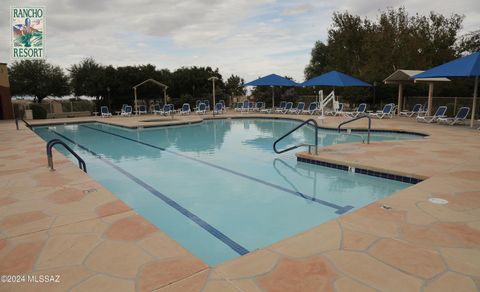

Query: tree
<box><xmin>9</xmin><ymin>60</ymin><xmax>70</xmax><ymax>102</ymax></box>
<box><xmin>304</xmin><ymin>8</ymin><xmax>466</xmax><ymax>104</ymax></box>
<box><xmin>457</xmin><ymin>30</ymin><xmax>480</xmax><ymax>54</ymax></box>
<box><xmin>225</xmin><ymin>75</ymin><xmax>246</xmax><ymax>96</ymax></box>
<box><xmin>69</xmin><ymin>58</ymin><xmax>106</xmax><ymax>99</ymax></box>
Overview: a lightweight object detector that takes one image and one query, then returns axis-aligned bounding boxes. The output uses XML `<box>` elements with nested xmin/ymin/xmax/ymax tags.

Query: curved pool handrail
<box><xmin>273</xmin><ymin>118</ymin><xmax>319</xmax><ymax>155</ymax></box>
<box><xmin>46</xmin><ymin>139</ymin><xmax>87</xmax><ymax>173</ymax></box>
<box><xmin>337</xmin><ymin>115</ymin><xmax>371</xmax><ymax>144</ymax></box>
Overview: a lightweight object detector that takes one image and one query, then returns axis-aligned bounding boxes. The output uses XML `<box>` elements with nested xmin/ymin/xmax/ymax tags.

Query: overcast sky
<box><xmin>2</xmin><ymin>0</ymin><xmax>479</xmax><ymax>82</ymax></box>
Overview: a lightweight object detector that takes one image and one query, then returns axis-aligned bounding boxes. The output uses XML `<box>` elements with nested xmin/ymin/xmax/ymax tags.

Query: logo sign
<box><xmin>10</xmin><ymin>6</ymin><xmax>46</xmax><ymax>59</ymax></box>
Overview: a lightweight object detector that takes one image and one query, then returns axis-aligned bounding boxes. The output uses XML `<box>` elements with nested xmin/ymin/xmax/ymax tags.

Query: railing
<box><xmin>46</xmin><ymin>139</ymin><xmax>87</xmax><ymax>173</ymax></box>
<box><xmin>273</xmin><ymin>119</ymin><xmax>319</xmax><ymax>155</ymax></box>
<box><xmin>337</xmin><ymin>115</ymin><xmax>371</xmax><ymax>144</ymax></box>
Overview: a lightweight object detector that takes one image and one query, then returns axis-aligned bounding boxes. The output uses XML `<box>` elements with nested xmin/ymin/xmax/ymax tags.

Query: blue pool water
<box><xmin>34</xmin><ymin>119</ymin><xmax>420</xmax><ymax>266</ymax></box>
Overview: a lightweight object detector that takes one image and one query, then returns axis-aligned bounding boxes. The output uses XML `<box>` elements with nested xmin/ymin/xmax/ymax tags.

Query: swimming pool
<box><xmin>34</xmin><ymin>118</ymin><xmax>421</xmax><ymax>266</ymax></box>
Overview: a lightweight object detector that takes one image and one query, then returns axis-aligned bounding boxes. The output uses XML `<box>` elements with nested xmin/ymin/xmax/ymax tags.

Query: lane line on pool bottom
<box><xmin>80</xmin><ymin>124</ymin><xmax>354</xmax><ymax>214</ymax></box>
<box><xmin>51</xmin><ymin>130</ymin><xmax>249</xmax><ymax>256</ymax></box>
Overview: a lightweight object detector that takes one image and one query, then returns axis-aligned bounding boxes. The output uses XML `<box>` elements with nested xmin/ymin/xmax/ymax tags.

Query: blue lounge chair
<box><xmin>344</xmin><ymin>103</ymin><xmax>366</xmax><ymax>118</ymax></box>
<box><xmin>180</xmin><ymin>103</ymin><xmax>191</xmax><ymax>115</ymax></box>
<box><xmin>289</xmin><ymin>102</ymin><xmax>305</xmax><ymax>114</ymax></box>
<box><xmin>400</xmin><ymin>104</ymin><xmax>422</xmax><ymax>117</ymax></box>
<box><xmin>214</xmin><ymin>102</ymin><xmax>223</xmax><ymax>114</ymax></box>
<box><xmin>438</xmin><ymin>107</ymin><xmax>470</xmax><ymax>125</ymax></box>
<box><xmin>153</xmin><ymin>104</ymin><xmax>162</xmax><ymax>115</ymax></box>
<box><xmin>138</xmin><ymin>104</ymin><xmax>147</xmax><ymax>114</ymax></box>
<box><xmin>203</xmin><ymin>100</ymin><xmax>210</xmax><ymax>110</ymax></box>
<box><xmin>121</xmin><ymin>105</ymin><xmax>132</xmax><ymax>117</ymax></box>
<box><xmin>302</xmin><ymin>102</ymin><xmax>318</xmax><ymax>115</ymax></box>
<box><xmin>195</xmin><ymin>100</ymin><xmax>201</xmax><ymax>110</ymax></box>
<box><xmin>254</xmin><ymin>101</ymin><xmax>264</xmax><ymax>111</ymax></box>
<box><xmin>275</xmin><ymin>101</ymin><xmax>287</xmax><ymax>113</ymax></box>
<box><xmin>160</xmin><ymin>104</ymin><xmax>171</xmax><ymax>115</ymax></box>
<box><xmin>100</xmin><ymin>106</ymin><xmax>112</xmax><ymax>117</ymax></box>
<box><xmin>281</xmin><ymin>102</ymin><xmax>293</xmax><ymax>114</ymax></box>
<box><xmin>370</xmin><ymin>103</ymin><xmax>394</xmax><ymax>119</ymax></box>
<box><xmin>219</xmin><ymin>100</ymin><xmax>226</xmax><ymax>111</ymax></box>
<box><xmin>416</xmin><ymin>106</ymin><xmax>447</xmax><ymax>123</ymax></box>
<box><xmin>196</xmin><ymin>103</ymin><xmax>207</xmax><ymax>114</ymax></box>
<box><xmin>234</xmin><ymin>102</ymin><xmax>243</xmax><ymax>112</ymax></box>
<box><xmin>241</xmin><ymin>100</ymin><xmax>250</xmax><ymax>112</ymax></box>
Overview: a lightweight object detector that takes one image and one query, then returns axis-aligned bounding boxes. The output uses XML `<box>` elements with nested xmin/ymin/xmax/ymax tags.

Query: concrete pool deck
<box><xmin>1</xmin><ymin>112</ymin><xmax>479</xmax><ymax>291</ymax></box>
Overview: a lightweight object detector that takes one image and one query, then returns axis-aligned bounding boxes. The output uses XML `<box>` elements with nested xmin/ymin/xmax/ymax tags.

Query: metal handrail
<box><xmin>337</xmin><ymin>115</ymin><xmax>371</xmax><ymax>144</ymax></box>
<box><xmin>46</xmin><ymin>139</ymin><xmax>87</xmax><ymax>172</ymax></box>
<box><xmin>273</xmin><ymin>119</ymin><xmax>319</xmax><ymax>155</ymax></box>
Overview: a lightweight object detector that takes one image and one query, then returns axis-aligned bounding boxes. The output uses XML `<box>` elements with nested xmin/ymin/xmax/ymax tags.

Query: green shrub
<box><xmin>30</xmin><ymin>103</ymin><xmax>47</xmax><ymax>119</ymax></box>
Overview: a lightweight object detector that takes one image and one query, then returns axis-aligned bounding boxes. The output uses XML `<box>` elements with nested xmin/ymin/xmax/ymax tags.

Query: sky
<box><xmin>1</xmin><ymin>0</ymin><xmax>479</xmax><ymax>83</ymax></box>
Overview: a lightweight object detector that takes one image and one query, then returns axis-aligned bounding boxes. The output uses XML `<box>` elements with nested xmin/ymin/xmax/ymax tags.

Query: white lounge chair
<box><xmin>196</xmin><ymin>103</ymin><xmax>207</xmax><ymax>114</ymax></box>
<box><xmin>121</xmin><ymin>105</ymin><xmax>132</xmax><ymax>117</ymax></box>
<box><xmin>416</xmin><ymin>106</ymin><xmax>447</xmax><ymax>123</ymax></box>
<box><xmin>274</xmin><ymin>101</ymin><xmax>287</xmax><ymax>113</ymax></box>
<box><xmin>213</xmin><ymin>102</ymin><xmax>223</xmax><ymax>114</ymax></box>
<box><xmin>370</xmin><ymin>103</ymin><xmax>394</xmax><ymax>119</ymax></box>
<box><xmin>234</xmin><ymin>102</ymin><xmax>243</xmax><ymax>112</ymax></box>
<box><xmin>326</xmin><ymin>103</ymin><xmax>344</xmax><ymax>116</ymax></box>
<box><xmin>400</xmin><ymin>104</ymin><xmax>422</xmax><ymax>117</ymax></box>
<box><xmin>180</xmin><ymin>103</ymin><xmax>191</xmax><ymax>115</ymax></box>
<box><xmin>438</xmin><ymin>107</ymin><xmax>469</xmax><ymax>125</ymax></box>
<box><xmin>280</xmin><ymin>102</ymin><xmax>293</xmax><ymax>114</ymax></box>
<box><xmin>343</xmin><ymin>103</ymin><xmax>366</xmax><ymax>118</ymax></box>
<box><xmin>302</xmin><ymin>102</ymin><xmax>318</xmax><ymax>115</ymax></box>
<box><xmin>100</xmin><ymin>106</ymin><xmax>112</xmax><ymax>118</ymax></box>
<box><xmin>289</xmin><ymin>102</ymin><xmax>305</xmax><ymax>114</ymax></box>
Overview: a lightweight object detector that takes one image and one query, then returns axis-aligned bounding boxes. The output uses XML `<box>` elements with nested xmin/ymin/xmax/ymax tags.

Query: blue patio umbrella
<box><xmin>412</xmin><ymin>51</ymin><xmax>480</xmax><ymax>127</ymax></box>
<box><xmin>244</xmin><ymin>74</ymin><xmax>298</xmax><ymax>107</ymax></box>
<box><xmin>302</xmin><ymin>71</ymin><xmax>371</xmax><ymax>115</ymax></box>
<box><xmin>302</xmin><ymin>70</ymin><xmax>371</xmax><ymax>87</ymax></box>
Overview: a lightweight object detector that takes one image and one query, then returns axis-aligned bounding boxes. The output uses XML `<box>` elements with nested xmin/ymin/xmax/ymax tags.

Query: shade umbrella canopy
<box><xmin>302</xmin><ymin>70</ymin><xmax>371</xmax><ymax>87</ymax></box>
<box><xmin>412</xmin><ymin>51</ymin><xmax>480</xmax><ymax>127</ymax></box>
<box><xmin>244</xmin><ymin>74</ymin><xmax>299</xmax><ymax>87</ymax></box>
<box><xmin>244</xmin><ymin>74</ymin><xmax>298</xmax><ymax>108</ymax></box>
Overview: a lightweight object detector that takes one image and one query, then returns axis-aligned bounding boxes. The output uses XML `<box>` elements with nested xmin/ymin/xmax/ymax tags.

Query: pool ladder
<box><xmin>337</xmin><ymin>115</ymin><xmax>371</xmax><ymax>144</ymax></box>
<box><xmin>46</xmin><ymin>139</ymin><xmax>87</xmax><ymax>173</ymax></box>
<box><xmin>273</xmin><ymin>119</ymin><xmax>319</xmax><ymax>155</ymax></box>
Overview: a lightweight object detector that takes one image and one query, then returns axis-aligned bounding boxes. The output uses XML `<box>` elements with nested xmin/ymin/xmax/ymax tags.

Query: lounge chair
<box><xmin>100</xmin><ymin>106</ymin><xmax>112</xmax><ymax>117</ymax></box>
<box><xmin>213</xmin><ymin>102</ymin><xmax>223</xmax><ymax>114</ymax></box>
<box><xmin>416</xmin><ymin>106</ymin><xmax>447</xmax><ymax>123</ymax></box>
<box><xmin>219</xmin><ymin>100</ymin><xmax>226</xmax><ymax>111</ymax></box>
<box><xmin>281</xmin><ymin>102</ymin><xmax>293</xmax><ymax>114</ymax></box>
<box><xmin>400</xmin><ymin>104</ymin><xmax>423</xmax><ymax>117</ymax></box>
<box><xmin>153</xmin><ymin>104</ymin><xmax>162</xmax><ymax>115</ymax></box>
<box><xmin>438</xmin><ymin>107</ymin><xmax>470</xmax><ymax>125</ymax></box>
<box><xmin>241</xmin><ymin>100</ymin><xmax>250</xmax><ymax>112</ymax></box>
<box><xmin>203</xmin><ymin>100</ymin><xmax>210</xmax><ymax>110</ymax></box>
<box><xmin>302</xmin><ymin>102</ymin><xmax>318</xmax><ymax>115</ymax></box>
<box><xmin>344</xmin><ymin>103</ymin><xmax>366</xmax><ymax>118</ymax></box>
<box><xmin>254</xmin><ymin>101</ymin><xmax>264</xmax><ymax>111</ymax></box>
<box><xmin>234</xmin><ymin>102</ymin><xmax>243</xmax><ymax>112</ymax></box>
<box><xmin>196</xmin><ymin>103</ymin><xmax>207</xmax><ymax>114</ymax></box>
<box><xmin>195</xmin><ymin>100</ymin><xmax>201</xmax><ymax>111</ymax></box>
<box><xmin>160</xmin><ymin>104</ymin><xmax>171</xmax><ymax>115</ymax></box>
<box><xmin>248</xmin><ymin>101</ymin><xmax>254</xmax><ymax>111</ymax></box>
<box><xmin>121</xmin><ymin>105</ymin><xmax>132</xmax><ymax>117</ymax></box>
<box><xmin>370</xmin><ymin>103</ymin><xmax>394</xmax><ymax>119</ymax></box>
<box><xmin>138</xmin><ymin>104</ymin><xmax>147</xmax><ymax>115</ymax></box>
<box><xmin>275</xmin><ymin>101</ymin><xmax>287</xmax><ymax>113</ymax></box>
<box><xmin>180</xmin><ymin>103</ymin><xmax>191</xmax><ymax>115</ymax></box>
<box><xmin>326</xmin><ymin>103</ymin><xmax>344</xmax><ymax>116</ymax></box>
<box><xmin>289</xmin><ymin>102</ymin><xmax>305</xmax><ymax>114</ymax></box>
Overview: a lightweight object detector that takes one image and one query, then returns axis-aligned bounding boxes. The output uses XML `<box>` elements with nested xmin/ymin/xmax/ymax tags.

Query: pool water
<box><xmin>34</xmin><ymin>119</ymin><xmax>420</xmax><ymax>266</ymax></box>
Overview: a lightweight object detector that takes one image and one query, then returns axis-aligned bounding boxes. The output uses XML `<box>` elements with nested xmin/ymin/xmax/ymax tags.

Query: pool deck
<box><xmin>1</xmin><ymin>112</ymin><xmax>479</xmax><ymax>291</ymax></box>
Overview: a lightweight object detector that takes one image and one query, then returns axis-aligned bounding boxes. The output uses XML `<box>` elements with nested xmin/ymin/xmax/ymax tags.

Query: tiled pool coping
<box><xmin>297</xmin><ymin>156</ymin><xmax>424</xmax><ymax>184</ymax></box>
<box><xmin>3</xmin><ymin>112</ymin><xmax>480</xmax><ymax>291</ymax></box>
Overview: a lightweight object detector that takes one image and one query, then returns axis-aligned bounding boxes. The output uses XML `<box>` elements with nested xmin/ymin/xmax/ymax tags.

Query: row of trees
<box><xmin>9</xmin><ymin>8</ymin><xmax>479</xmax><ymax>109</ymax></box>
<box><xmin>9</xmin><ymin>59</ymin><xmax>246</xmax><ymax>108</ymax></box>
<box><xmin>303</xmin><ymin>8</ymin><xmax>480</xmax><ymax>105</ymax></box>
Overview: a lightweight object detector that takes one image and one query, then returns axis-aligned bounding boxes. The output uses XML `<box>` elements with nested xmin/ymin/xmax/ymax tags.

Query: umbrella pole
<box><xmin>427</xmin><ymin>83</ymin><xmax>434</xmax><ymax>116</ymax></box>
<box><xmin>471</xmin><ymin>76</ymin><xmax>478</xmax><ymax>128</ymax></box>
<box><xmin>272</xmin><ymin>86</ymin><xmax>275</xmax><ymax>109</ymax></box>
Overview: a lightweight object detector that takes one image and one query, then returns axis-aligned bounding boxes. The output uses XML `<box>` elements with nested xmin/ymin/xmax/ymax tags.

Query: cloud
<box><xmin>1</xmin><ymin>0</ymin><xmax>479</xmax><ymax>83</ymax></box>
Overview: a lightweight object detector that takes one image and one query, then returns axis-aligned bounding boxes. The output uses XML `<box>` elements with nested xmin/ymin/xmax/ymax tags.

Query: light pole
<box><xmin>208</xmin><ymin>76</ymin><xmax>219</xmax><ymax>116</ymax></box>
